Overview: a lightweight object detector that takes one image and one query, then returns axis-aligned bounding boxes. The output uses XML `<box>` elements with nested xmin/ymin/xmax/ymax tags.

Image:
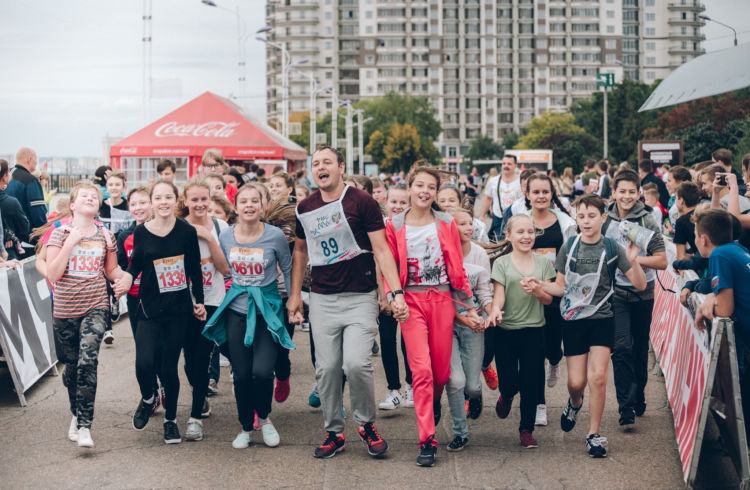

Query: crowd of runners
<box><xmin>2</xmin><ymin>143</ymin><xmax>749</xmax><ymax>467</ymax></box>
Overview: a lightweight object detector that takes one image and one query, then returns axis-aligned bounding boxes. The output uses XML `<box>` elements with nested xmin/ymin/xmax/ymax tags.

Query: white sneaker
<box><xmin>300</xmin><ymin>322</ymin><xmax>310</xmax><ymax>332</ymax></box>
<box><xmin>103</xmin><ymin>330</ymin><xmax>114</xmax><ymax>345</ymax></box>
<box><xmin>547</xmin><ymin>362</ymin><xmax>560</xmax><ymax>388</ymax></box>
<box><xmin>232</xmin><ymin>431</ymin><xmax>251</xmax><ymax>449</ymax></box>
<box><xmin>535</xmin><ymin>404</ymin><xmax>548</xmax><ymax>426</ymax></box>
<box><xmin>219</xmin><ymin>354</ymin><xmax>230</xmax><ymax>367</ymax></box>
<box><xmin>77</xmin><ymin>427</ymin><xmax>94</xmax><ymax>448</ymax></box>
<box><xmin>403</xmin><ymin>385</ymin><xmax>415</xmax><ymax>408</ymax></box>
<box><xmin>260</xmin><ymin>419</ymin><xmax>280</xmax><ymax>447</ymax></box>
<box><xmin>378</xmin><ymin>390</ymin><xmax>404</xmax><ymax>410</ymax></box>
<box><xmin>68</xmin><ymin>416</ymin><xmax>78</xmax><ymax>442</ymax></box>
<box><xmin>185</xmin><ymin>419</ymin><xmax>203</xmax><ymax>441</ymax></box>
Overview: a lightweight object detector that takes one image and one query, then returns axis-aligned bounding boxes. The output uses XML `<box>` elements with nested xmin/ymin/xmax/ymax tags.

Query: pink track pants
<box><xmin>401</xmin><ymin>288</ymin><xmax>455</xmax><ymax>445</ymax></box>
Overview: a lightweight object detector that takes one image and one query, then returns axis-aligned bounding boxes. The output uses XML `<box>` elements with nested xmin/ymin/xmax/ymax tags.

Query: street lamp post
<box><xmin>290</xmin><ymin>67</ymin><xmax>322</xmax><ymax>155</ymax></box>
<box><xmin>698</xmin><ymin>14</ymin><xmax>738</xmax><ymax>46</ymax></box>
<box><xmin>256</xmin><ymin>28</ymin><xmax>308</xmax><ymax>139</ymax></box>
<box><xmin>355</xmin><ymin>110</ymin><xmax>372</xmax><ymax>174</ymax></box>
<box><xmin>596</xmin><ymin>73</ymin><xmax>615</xmax><ymax>158</ymax></box>
<box><xmin>343</xmin><ymin>101</ymin><xmax>354</xmax><ymax>175</ymax></box>
<box><xmin>202</xmin><ymin>1</ymin><xmax>246</xmax><ymax>102</ymax></box>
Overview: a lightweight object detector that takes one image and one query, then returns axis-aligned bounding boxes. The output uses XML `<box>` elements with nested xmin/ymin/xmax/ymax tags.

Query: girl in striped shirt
<box><xmin>46</xmin><ymin>181</ymin><xmax>132</xmax><ymax>449</ymax></box>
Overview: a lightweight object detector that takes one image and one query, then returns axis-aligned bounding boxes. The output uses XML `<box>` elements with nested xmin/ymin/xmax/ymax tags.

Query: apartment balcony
<box><xmin>668</xmin><ymin>46</ymin><xmax>706</xmax><ymax>56</ymax></box>
<box><xmin>285</xmin><ymin>16</ymin><xmax>319</xmax><ymax>24</ymax></box>
<box><xmin>668</xmin><ymin>32</ymin><xmax>707</xmax><ymax>41</ymax></box>
<box><xmin>276</xmin><ymin>1</ymin><xmax>319</xmax><ymax>10</ymax></box>
<box><xmin>668</xmin><ymin>17</ymin><xmax>705</xmax><ymax>26</ymax></box>
<box><xmin>667</xmin><ymin>2</ymin><xmax>705</xmax><ymax>12</ymax></box>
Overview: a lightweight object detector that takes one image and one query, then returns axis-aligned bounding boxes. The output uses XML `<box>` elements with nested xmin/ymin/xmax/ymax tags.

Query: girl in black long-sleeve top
<box><xmin>126</xmin><ymin>180</ymin><xmax>206</xmax><ymax>445</ymax></box>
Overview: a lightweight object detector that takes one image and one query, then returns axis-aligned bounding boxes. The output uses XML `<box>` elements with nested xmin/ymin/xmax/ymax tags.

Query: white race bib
<box><xmin>153</xmin><ymin>255</ymin><xmax>187</xmax><ymax>293</ymax></box>
<box><xmin>68</xmin><ymin>242</ymin><xmax>105</xmax><ymax>278</ymax></box>
<box><xmin>201</xmin><ymin>258</ymin><xmax>215</xmax><ymax>288</ymax></box>
<box><xmin>533</xmin><ymin>248</ymin><xmax>557</xmax><ymax>266</ymax></box>
<box><xmin>229</xmin><ymin>247</ymin><xmax>265</xmax><ymax>287</ymax></box>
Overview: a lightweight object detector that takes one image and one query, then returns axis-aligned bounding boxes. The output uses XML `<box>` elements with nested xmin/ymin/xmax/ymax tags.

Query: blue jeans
<box><xmin>446</xmin><ymin>324</ymin><xmax>485</xmax><ymax>438</ymax></box>
<box><xmin>489</xmin><ymin>214</ymin><xmax>504</xmax><ymax>242</ymax></box>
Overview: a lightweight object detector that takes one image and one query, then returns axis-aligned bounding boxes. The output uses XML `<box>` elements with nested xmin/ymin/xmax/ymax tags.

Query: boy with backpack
<box><xmin>541</xmin><ymin>194</ymin><xmax>646</xmax><ymax>458</ymax></box>
<box><xmin>602</xmin><ymin>170</ymin><xmax>667</xmax><ymax>428</ymax></box>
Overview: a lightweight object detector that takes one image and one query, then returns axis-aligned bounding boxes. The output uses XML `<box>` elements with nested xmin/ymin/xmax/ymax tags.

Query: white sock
<box><xmin>164</xmin><ymin>418</ymin><xmax>175</xmax><ymax>424</ymax></box>
<box><xmin>143</xmin><ymin>395</ymin><xmax>155</xmax><ymax>404</ymax></box>
<box><xmin>257</xmin><ymin>417</ymin><xmax>268</xmax><ymax>425</ymax></box>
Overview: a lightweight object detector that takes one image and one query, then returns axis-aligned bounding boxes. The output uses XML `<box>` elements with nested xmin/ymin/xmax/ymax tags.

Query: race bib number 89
<box><xmin>153</xmin><ymin>255</ymin><xmax>187</xmax><ymax>293</ymax></box>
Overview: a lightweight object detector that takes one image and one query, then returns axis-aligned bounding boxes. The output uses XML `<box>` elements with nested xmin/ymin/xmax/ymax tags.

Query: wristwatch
<box><xmin>387</xmin><ymin>290</ymin><xmax>405</xmax><ymax>303</ymax></box>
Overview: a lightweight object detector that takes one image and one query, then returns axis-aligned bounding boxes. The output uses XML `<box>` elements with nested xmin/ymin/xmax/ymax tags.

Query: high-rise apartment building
<box><xmin>263</xmin><ymin>0</ymin><xmax>704</xmax><ymax>158</ymax></box>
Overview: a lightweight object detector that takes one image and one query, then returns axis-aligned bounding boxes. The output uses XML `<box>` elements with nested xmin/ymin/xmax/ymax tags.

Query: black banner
<box><xmin>0</xmin><ymin>258</ymin><xmax>56</xmax><ymax>398</ymax></box>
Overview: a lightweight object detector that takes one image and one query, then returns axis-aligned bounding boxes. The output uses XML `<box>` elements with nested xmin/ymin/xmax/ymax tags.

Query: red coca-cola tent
<box><xmin>110</xmin><ymin>91</ymin><xmax>307</xmax><ymax>186</ymax></box>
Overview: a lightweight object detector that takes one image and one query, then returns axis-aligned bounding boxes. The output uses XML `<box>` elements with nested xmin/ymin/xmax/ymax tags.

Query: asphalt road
<box><xmin>0</xmin><ymin>315</ymin><xmax>696</xmax><ymax>489</ymax></box>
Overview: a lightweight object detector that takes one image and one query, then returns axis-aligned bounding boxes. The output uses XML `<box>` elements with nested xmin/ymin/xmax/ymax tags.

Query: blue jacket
<box><xmin>6</xmin><ymin>166</ymin><xmax>47</xmax><ymax>230</ymax></box>
<box><xmin>202</xmin><ymin>281</ymin><xmax>295</xmax><ymax>350</ymax></box>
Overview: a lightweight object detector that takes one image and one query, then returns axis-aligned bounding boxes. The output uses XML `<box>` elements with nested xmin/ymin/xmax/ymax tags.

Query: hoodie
<box><xmin>603</xmin><ymin>200</ymin><xmax>665</xmax><ymax>301</ymax></box>
<box><xmin>0</xmin><ymin>190</ymin><xmax>31</xmax><ymax>258</ymax></box>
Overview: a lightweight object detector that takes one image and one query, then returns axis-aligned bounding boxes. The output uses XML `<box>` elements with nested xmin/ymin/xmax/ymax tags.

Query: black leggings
<box><xmin>378</xmin><ymin>312</ymin><xmax>412</xmax><ymax>390</ymax></box>
<box><xmin>135</xmin><ymin>313</ymin><xmax>187</xmax><ymax>421</ymax></box>
<box><xmin>483</xmin><ymin>326</ymin><xmax>498</xmax><ymax>369</ymax></box>
<box><xmin>183</xmin><ymin>305</ymin><xmax>217</xmax><ymax>419</ymax></box>
<box><xmin>225</xmin><ymin>309</ymin><xmax>279</xmax><ymax>431</ymax></box>
<box><xmin>537</xmin><ymin>300</ymin><xmax>564</xmax><ymax>405</ymax></box>
<box><xmin>496</xmin><ymin>327</ymin><xmax>545</xmax><ymax>433</ymax></box>
<box><xmin>274</xmin><ymin>297</ymin><xmax>295</xmax><ymax>381</ymax></box>
<box><xmin>127</xmin><ymin>295</ymin><xmax>162</xmax><ymax>394</ymax></box>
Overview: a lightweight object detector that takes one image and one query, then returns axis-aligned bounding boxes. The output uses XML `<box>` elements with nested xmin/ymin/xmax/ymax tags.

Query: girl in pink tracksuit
<box><xmin>384</xmin><ymin>166</ymin><xmax>471</xmax><ymax>467</ymax></box>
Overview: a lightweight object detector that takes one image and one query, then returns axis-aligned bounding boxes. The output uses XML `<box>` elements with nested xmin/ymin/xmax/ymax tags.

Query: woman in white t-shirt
<box><xmin>178</xmin><ymin>177</ymin><xmax>230</xmax><ymax>442</ymax></box>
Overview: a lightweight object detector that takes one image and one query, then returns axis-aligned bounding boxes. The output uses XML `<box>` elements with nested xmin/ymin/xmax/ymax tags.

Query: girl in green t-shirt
<box><xmin>487</xmin><ymin>214</ymin><xmax>556</xmax><ymax>449</ymax></box>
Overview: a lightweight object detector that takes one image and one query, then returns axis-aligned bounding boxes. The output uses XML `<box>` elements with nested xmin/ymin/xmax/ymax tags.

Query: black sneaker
<box><xmin>619</xmin><ymin>408</ymin><xmax>635</xmax><ymax>428</ymax></box>
<box><xmin>468</xmin><ymin>395</ymin><xmax>482</xmax><ymax>420</ymax></box>
<box><xmin>586</xmin><ymin>433</ymin><xmax>608</xmax><ymax>458</ymax></box>
<box><xmin>132</xmin><ymin>399</ymin><xmax>154</xmax><ymax>431</ymax></box>
<box><xmin>446</xmin><ymin>435</ymin><xmax>468</xmax><ymax>452</ymax></box>
<box><xmin>634</xmin><ymin>402</ymin><xmax>647</xmax><ymax>417</ymax></box>
<box><xmin>314</xmin><ymin>431</ymin><xmax>345</xmax><ymax>459</ymax></box>
<box><xmin>417</xmin><ymin>436</ymin><xmax>438</xmax><ymax>467</ymax></box>
<box><xmin>358</xmin><ymin>422</ymin><xmax>389</xmax><ymax>457</ymax></box>
<box><xmin>164</xmin><ymin>421</ymin><xmax>181</xmax><ymax>444</ymax></box>
<box><xmin>560</xmin><ymin>397</ymin><xmax>583</xmax><ymax>433</ymax></box>
<box><xmin>434</xmin><ymin>400</ymin><xmax>442</xmax><ymax>426</ymax></box>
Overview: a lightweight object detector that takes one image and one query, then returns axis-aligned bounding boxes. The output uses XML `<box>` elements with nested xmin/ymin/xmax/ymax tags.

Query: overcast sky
<box><xmin>0</xmin><ymin>0</ymin><xmax>748</xmax><ymax>158</ymax></box>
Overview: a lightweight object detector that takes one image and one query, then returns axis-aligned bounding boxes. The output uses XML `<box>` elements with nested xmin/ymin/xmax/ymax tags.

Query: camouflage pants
<box><xmin>54</xmin><ymin>308</ymin><xmax>109</xmax><ymax>429</ymax></box>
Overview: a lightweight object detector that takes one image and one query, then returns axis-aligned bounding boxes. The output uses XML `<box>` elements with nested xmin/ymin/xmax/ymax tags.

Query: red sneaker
<box><xmin>358</xmin><ymin>422</ymin><xmax>389</xmax><ymax>458</ymax></box>
<box><xmin>520</xmin><ymin>429</ymin><xmax>538</xmax><ymax>448</ymax></box>
<box><xmin>275</xmin><ymin>378</ymin><xmax>291</xmax><ymax>403</ymax></box>
<box><xmin>495</xmin><ymin>393</ymin><xmax>513</xmax><ymax>419</ymax></box>
<box><xmin>314</xmin><ymin>431</ymin><xmax>346</xmax><ymax>458</ymax></box>
<box><xmin>464</xmin><ymin>400</ymin><xmax>470</xmax><ymax>417</ymax></box>
<box><xmin>482</xmin><ymin>366</ymin><xmax>499</xmax><ymax>390</ymax></box>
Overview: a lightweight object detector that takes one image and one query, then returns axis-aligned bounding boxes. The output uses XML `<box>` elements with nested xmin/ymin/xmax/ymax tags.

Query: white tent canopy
<box><xmin>639</xmin><ymin>43</ymin><xmax>750</xmax><ymax>112</ymax></box>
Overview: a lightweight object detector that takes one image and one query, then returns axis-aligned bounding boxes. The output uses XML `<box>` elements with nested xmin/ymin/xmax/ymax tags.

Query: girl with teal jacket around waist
<box><xmin>202</xmin><ymin>184</ymin><xmax>294</xmax><ymax>450</ymax></box>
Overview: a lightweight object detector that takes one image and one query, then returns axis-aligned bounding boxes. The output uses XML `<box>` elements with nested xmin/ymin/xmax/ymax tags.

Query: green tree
<box><xmin>515</xmin><ymin>112</ymin><xmax>587</xmax><ymax>149</ymax></box>
<box><xmin>464</xmin><ymin>134</ymin><xmax>504</xmax><ymax>164</ymax></box>
<box><xmin>502</xmin><ymin>131</ymin><xmax>520</xmax><ymax>150</ymax></box>
<box><xmin>570</xmin><ymin>79</ymin><xmax>660</xmax><ymax>165</ymax></box>
<box><xmin>669</xmin><ymin>117</ymin><xmax>750</xmax><ymax>167</ymax></box>
<box><xmin>369</xmin><ymin>123</ymin><xmax>434</xmax><ymax>173</ymax></box>
<box><xmin>539</xmin><ymin>131</ymin><xmax>601</xmax><ymax>174</ymax></box>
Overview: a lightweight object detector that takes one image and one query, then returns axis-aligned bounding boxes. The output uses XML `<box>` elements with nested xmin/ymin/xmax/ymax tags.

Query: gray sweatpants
<box><xmin>309</xmin><ymin>290</ymin><xmax>379</xmax><ymax>434</ymax></box>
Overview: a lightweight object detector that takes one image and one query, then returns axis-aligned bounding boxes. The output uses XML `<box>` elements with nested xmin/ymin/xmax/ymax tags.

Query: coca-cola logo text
<box><xmin>155</xmin><ymin>121</ymin><xmax>239</xmax><ymax>138</ymax></box>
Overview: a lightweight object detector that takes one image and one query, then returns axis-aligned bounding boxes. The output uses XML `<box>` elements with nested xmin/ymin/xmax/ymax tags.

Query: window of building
<box><xmin>646</xmin><ymin>12</ymin><xmax>655</xmax><ymax>21</ymax></box>
<box><xmin>646</xmin><ymin>0</ymin><xmax>655</xmax><ymax>5</ymax></box>
<box><xmin>607</xmin><ymin>25</ymin><xmax>615</xmax><ymax>33</ymax></box>
<box><xmin>605</xmin><ymin>53</ymin><xmax>616</xmax><ymax>63</ymax></box>
<box><xmin>646</xmin><ymin>56</ymin><xmax>655</xmax><ymax>65</ymax></box>
<box><xmin>645</xmin><ymin>41</ymin><xmax>655</xmax><ymax>50</ymax></box>
<box><xmin>497</xmin><ymin>38</ymin><xmax>512</xmax><ymax>49</ymax></box>
<box><xmin>365</xmin><ymin>25</ymin><xmax>373</xmax><ymax>33</ymax></box>
<box><xmin>537</xmin><ymin>39</ymin><xmax>547</xmax><ymax>49</ymax></box>
<box><xmin>606</xmin><ymin>9</ymin><xmax>615</xmax><ymax>18</ymax></box>
<box><xmin>549</xmin><ymin>7</ymin><xmax>565</xmax><ymax>16</ymax></box>
<box><xmin>646</xmin><ymin>71</ymin><xmax>656</xmax><ymax>80</ymax></box>
<box><xmin>605</xmin><ymin>39</ymin><xmax>616</xmax><ymax>49</ymax></box>
<box><xmin>537</xmin><ymin>54</ymin><xmax>547</xmax><ymax>63</ymax></box>
<box><xmin>645</xmin><ymin>27</ymin><xmax>655</xmax><ymax>36</ymax></box>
